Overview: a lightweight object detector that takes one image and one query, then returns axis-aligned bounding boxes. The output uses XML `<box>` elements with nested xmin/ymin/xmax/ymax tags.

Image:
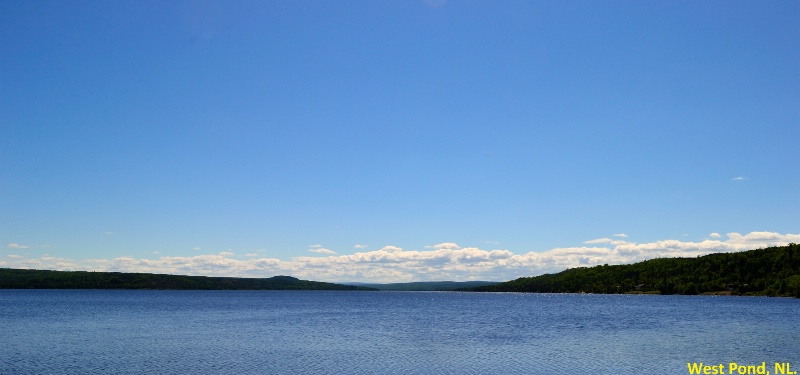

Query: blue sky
<box><xmin>1</xmin><ymin>1</ymin><xmax>798</xmax><ymax>282</ymax></box>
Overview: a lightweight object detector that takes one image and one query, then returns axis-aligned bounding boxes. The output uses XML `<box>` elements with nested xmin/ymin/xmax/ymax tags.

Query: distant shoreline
<box><xmin>463</xmin><ymin>244</ymin><xmax>800</xmax><ymax>298</ymax></box>
<box><xmin>5</xmin><ymin>244</ymin><xmax>799</xmax><ymax>297</ymax></box>
<box><xmin>0</xmin><ymin>268</ymin><xmax>376</xmax><ymax>291</ymax></box>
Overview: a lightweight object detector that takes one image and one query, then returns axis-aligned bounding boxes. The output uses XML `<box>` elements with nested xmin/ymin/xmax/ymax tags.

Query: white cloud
<box><xmin>7</xmin><ymin>254</ymin><xmax>23</xmax><ymax>258</ymax></box>
<box><xmin>193</xmin><ymin>247</ymin><xmax>201</xmax><ymax>251</ymax></box>
<box><xmin>378</xmin><ymin>246</ymin><xmax>403</xmax><ymax>252</ymax></box>
<box><xmin>613</xmin><ymin>233</ymin><xmax>628</xmax><ymax>238</ymax></box>
<box><xmin>731</xmin><ymin>176</ymin><xmax>748</xmax><ymax>181</ymax></box>
<box><xmin>1</xmin><ymin>231</ymin><xmax>797</xmax><ymax>283</ymax></box>
<box><xmin>428</xmin><ymin>242</ymin><xmax>460</xmax><ymax>250</ymax></box>
<box><xmin>309</xmin><ymin>248</ymin><xmax>336</xmax><ymax>255</ymax></box>
<box><xmin>308</xmin><ymin>244</ymin><xmax>323</xmax><ymax>248</ymax></box>
<box><xmin>7</xmin><ymin>243</ymin><xmax>29</xmax><ymax>249</ymax></box>
<box><xmin>244</xmin><ymin>253</ymin><xmax>258</xmax><ymax>257</ymax></box>
<box><xmin>710</xmin><ymin>233</ymin><xmax>721</xmax><ymax>238</ymax></box>
<box><xmin>584</xmin><ymin>238</ymin><xmax>612</xmax><ymax>244</ymax></box>
<box><xmin>354</xmin><ymin>244</ymin><xmax>368</xmax><ymax>249</ymax></box>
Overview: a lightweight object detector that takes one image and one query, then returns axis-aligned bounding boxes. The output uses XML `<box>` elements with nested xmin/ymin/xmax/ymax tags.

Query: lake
<box><xmin>1</xmin><ymin>290</ymin><xmax>797</xmax><ymax>374</ymax></box>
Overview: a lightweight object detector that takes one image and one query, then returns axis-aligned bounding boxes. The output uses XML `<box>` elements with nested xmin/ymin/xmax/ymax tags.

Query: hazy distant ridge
<box><xmin>346</xmin><ymin>280</ymin><xmax>499</xmax><ymax>291</ymax></box>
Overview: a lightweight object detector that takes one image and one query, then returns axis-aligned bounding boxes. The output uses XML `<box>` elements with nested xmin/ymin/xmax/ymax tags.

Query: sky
<box><xmin>1</xmin><ymin>0</ymin><xmax>798</xmax><ymax>283</ymax></box>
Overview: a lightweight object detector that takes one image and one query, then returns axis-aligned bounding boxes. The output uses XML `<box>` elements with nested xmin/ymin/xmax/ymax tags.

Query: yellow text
<box><xmin>688</xmin><ymin>362</ymin><xmax>796</xmax><ymax>375</ymax></box>
<box><xmin>775</xmin><ymin>362</ymin><xmax>797</xmax><ymax>375</ymax></box>
<box><xmin>728</xmin><ymin>362</ymin><xmax>767</xmax><ymax>375</ymax></box>
<box><xmin>688</xmin><ymin>363</ymin><xmax>725</xmax><ymax>374</ymax></box>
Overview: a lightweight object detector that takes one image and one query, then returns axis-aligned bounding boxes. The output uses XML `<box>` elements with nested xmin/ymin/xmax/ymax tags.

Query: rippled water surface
<box><xmin>1</xmin><ymin>290</ymin><xmax>797</xmax><ymax>374</ymax></box>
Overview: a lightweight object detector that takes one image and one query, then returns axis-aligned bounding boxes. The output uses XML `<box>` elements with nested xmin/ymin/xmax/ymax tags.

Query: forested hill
<box><xmin>466</xmin><ymin>244</ymin><xmax>800</xmax><ymax>297</ymax></box>
<box><xmin>0</xmin><ymin>269</ymin><xmax>377</xmax><ymax>291</ymax></box>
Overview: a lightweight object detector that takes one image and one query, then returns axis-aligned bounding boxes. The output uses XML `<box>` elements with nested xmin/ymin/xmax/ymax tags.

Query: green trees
<box><xmin>785</xmin><ymin>275</ymin><xmax>800</xmax><ymax>298</ymax></box>
<box><xmin>0</xmin><ymin>269</ymin><xmax>377</xmax><ymax>291</ymax></box>
<box><xmin>470</xmin><ymin>244</ymin><xmax>800</xmax><ymax>297</ymax></box>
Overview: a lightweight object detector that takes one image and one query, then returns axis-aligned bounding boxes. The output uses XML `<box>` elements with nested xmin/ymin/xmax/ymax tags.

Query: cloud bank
<box><xmin>1</xmin><ymin>232</ymin><xmax>798</xmax><ymax>283</ymax></box>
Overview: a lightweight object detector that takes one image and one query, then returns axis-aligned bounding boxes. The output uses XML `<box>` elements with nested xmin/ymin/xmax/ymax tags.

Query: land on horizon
<box><xmin>344</xmin><ymin>280</ymin><xmax>500</xmax><ymax>291</ymax></box>
<box><xmin>0</xmin><ymin>269</ymin><xmax>376</xmax><ymax>291</ymax></box>
<box><xmin>466</xmin><ymin>244</ymin><xmax>800</xmax><ymax>298</ymax></box>
<box><xmin>2</xmin><ymin>244</ymin><xmax>799</xmax><ymax>297</ymax></box>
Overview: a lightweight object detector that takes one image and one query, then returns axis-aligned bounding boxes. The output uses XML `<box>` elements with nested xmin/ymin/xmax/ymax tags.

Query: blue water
<box><xmin>1</xmin><ymin>290</ymin><xmax>797</xmax><ymax>374</ymax></box>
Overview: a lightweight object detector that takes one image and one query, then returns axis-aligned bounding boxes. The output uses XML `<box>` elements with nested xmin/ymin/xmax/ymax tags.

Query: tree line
<box><xmin>466</xmin><ymin>244</ymin><xmax>800</xmax><ymax>297</ymax></box>
<box><xmin>0</xmin><ymin>269</ymin><xmax>377</xmax><ymax>291</ymax></box>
